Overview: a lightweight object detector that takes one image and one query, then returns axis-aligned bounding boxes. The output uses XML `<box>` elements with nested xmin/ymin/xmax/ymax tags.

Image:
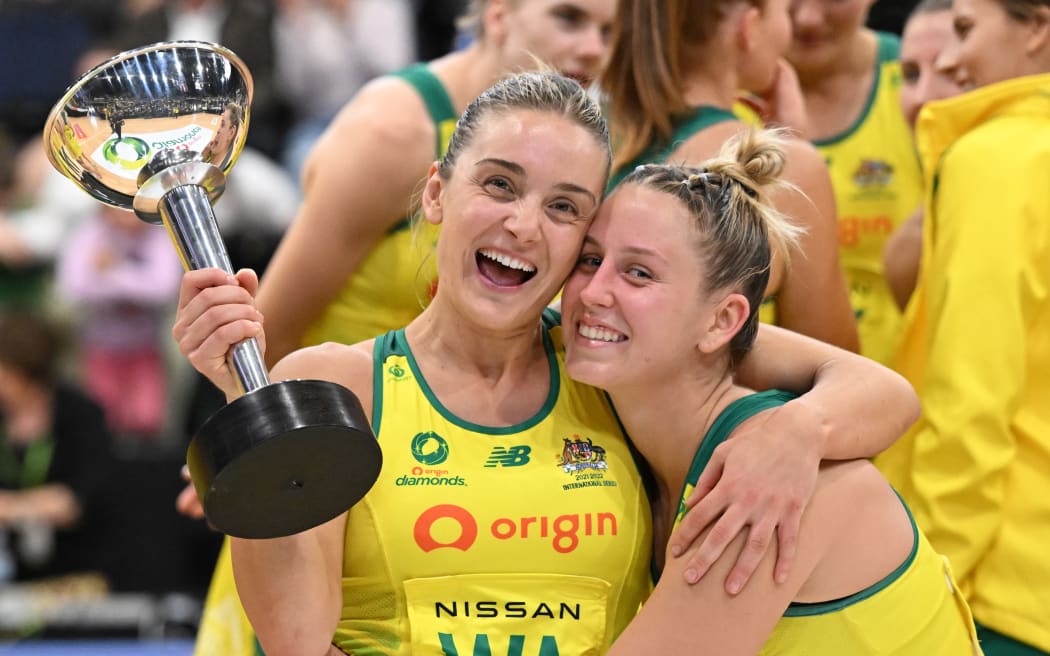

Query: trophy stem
<box><xmin>159</xmin><ymin>183</ymin><xmax>270</xmax><ymax>394</ymax></box>
<box><xmin>44</xmin><ymin>41</ymin><xmax>382</xmax><ymax>538</ymax></box>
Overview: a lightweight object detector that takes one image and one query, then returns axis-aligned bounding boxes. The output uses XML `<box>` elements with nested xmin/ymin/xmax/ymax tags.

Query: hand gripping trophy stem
<box><xmin>44</xmin><ymin>42</ymin><xmax>382</xmax><ymax>539</ymax></box>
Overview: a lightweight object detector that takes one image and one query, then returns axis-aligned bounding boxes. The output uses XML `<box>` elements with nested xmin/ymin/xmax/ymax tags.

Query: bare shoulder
<box><xmin>271</xmin><ymin>340</ymin><xmax>377</xmax><ymax>419</ymax></box>
<box><xmin>670</xmin><ymin>120</ymin><xmax>748</xmax><ymax>165</ymax></box>
<box><xmin>772</xmin><ymin>136</ymin><xmax>836</xmax><ymax>227</ymax></box>
<box><xmin>779</xmin><ymin>137</ymin><xmax>830</xmax><ymax>182</ymax></box>
<box><xmin>295</xmin><ymin>74</ymin><xmax>440</xmax><ymax>232</ymax></box>
<box><xmin>800</xmin><ymin>460</ymin><xmax>914</xmax><ymax>600</ymax></box>
<box><xmin>812</xmin><ymin>459</ymin><xmax>892</xmax><ymax>508</ymax></box>
<box><xmin>316</xmin><ymin>76</ymin><xmax>435</xmax><ymax>158</ymax></box>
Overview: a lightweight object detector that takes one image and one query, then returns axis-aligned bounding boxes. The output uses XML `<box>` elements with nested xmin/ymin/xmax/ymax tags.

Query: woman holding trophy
<box><xmin>175</xmin><ymin>70</ymin><xmax>921</xmax><ymax>655</ymax></box>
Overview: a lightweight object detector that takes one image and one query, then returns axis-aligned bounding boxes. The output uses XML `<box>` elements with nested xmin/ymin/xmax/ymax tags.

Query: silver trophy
<box><xmin>44</xmin><ymin>42</ymin><xmax>381</xmax><ymax>539</ymax></box>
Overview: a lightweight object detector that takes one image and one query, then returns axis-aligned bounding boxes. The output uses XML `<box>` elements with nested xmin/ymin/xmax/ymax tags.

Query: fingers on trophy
<box><xmin>44</xmin><ymin>42</ymin><xmax>382</xmax><ymax>538</ymax></box>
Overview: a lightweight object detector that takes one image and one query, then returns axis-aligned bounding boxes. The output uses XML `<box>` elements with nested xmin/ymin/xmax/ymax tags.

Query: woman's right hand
<box><xmin>172</xmin><ymin>267</ymin><xmax>266</xmax><ymax>399</ymax></box>
<box><xmin>740</xmin><ymin>59</ymin><xmax>810</xmax><ymax>139</ymax></box>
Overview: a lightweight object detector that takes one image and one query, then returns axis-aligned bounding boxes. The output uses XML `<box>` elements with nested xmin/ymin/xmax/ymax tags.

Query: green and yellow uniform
<box><xmin>302</xmin><ymin>63</ymin><xmax>456</xmax><ymax>348</ymax></box>
<box><xmin>333</xmin><ymin>310</ymin><xmax>651</xmax><ymax>654</ymax></box>
<box><xmin>674</xmin><ymin>390</ymin><xmax>982</xmax><ymax>655</ymax></box>
<box><xmin>607</xmin><ymin>106</ymin><xmax>738</xmax><ymax>192</ymax></box>
<box><xmin>197</xmin><ymin>312</ymin><xmax>652</xmax><ymax>656</ymax></box>
<box><xmin>814</xmin><ymin>32</ymin><xmax>923</xmax><ymax>365</ymax></box>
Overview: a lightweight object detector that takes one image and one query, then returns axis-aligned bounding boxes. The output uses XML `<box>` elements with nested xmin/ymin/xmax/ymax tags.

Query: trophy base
<box><xmin>187</xmin><ymin>379</ymin><xmax>382</xmax><ymax>539</ymax></box>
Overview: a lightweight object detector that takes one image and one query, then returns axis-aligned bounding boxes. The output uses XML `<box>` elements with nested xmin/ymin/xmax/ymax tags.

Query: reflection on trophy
<box><xmin>44</xmin><ymin>42</ymin><xmax>382</xmax><ymax>539</ymax></box>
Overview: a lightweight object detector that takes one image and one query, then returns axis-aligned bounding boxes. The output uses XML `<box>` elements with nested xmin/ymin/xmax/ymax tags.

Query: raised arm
<box><xmin>254</xmin><ymin>79</ymin><xmax>436</xmax><ymax>366</ymax></box>
<box><xmin>173</xmin><ymin>267</ymin><xmax>375</xmax><ymax>655</ymax></box>
<box><xmin>737</xmin><ymin>323</ymin><xmax>919</xmax><ymax>459</ymax></box>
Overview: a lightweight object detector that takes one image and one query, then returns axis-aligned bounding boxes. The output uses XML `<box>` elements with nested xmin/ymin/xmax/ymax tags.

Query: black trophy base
<box><xmin>187</xmin><ymin>379</ymin><xmax>381</xmax><ymax>539</ymax></box>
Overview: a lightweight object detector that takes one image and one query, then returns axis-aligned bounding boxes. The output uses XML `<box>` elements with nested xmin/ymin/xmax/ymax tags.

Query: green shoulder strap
<box><xmin>392</xmin><ymin>63</ymin><xmax>459</xmax><ymax>157</ymax></box>
<box><xmin>608</xmin><ymin>106</ymin><xmax>738</xmax><ymax>191</ymax></box>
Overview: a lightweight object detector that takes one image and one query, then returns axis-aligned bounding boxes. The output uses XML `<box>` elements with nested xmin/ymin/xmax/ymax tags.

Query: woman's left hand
<box><xmin>667</xmin><ymin>401</ymin><xmax>822</xmax><ymax>593</ymax></box>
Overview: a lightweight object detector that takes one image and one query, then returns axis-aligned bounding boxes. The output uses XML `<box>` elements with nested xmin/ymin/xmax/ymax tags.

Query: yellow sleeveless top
<box><xmin>302</xmin><ymin>63</ymin><xmax>456</xmax><ymax>347</ymax></box>
<box><xmin>672</xmin><ymin>391</ymin><xmax>981</xmax><ymax>655</ymax></box>
<box><xmin>810</xmin><ymin>32</ymin><xmax>923</xmax><ymax>365</ymax></box>
<box><xmin>333</xmin><ymin>310</ymin><xmax>652</xmax><ymax>655</ymax></box>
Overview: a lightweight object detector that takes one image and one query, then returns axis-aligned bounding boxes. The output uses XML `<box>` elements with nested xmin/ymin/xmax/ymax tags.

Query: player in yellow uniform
<box><xmin>560</xmin><ymin>131</ymin><xmax>980</xmax><ymax>655</ymax></box>
<box><xmin>188</xmin><ymin>3</ymin><xmax>617</xmax><ymax>653</ymax></box>
<box><xmin>788</xmin><ymin>0</ymin><xmax>924</xmax><ymax>365</ymax></box>
<box><xmin>189</xmin><ymin>61</ymin><xmax>455</xmax><ymax>656</ymax></box>
<box><xmin>333</xmin><ymin>311</ymin><xmax>651</xmax><ymax>654</ymax></box>
<box><xmin>176</xmin><ymin>72</ymin><xmax>923</xmax><ymax>655</ymax></box>
<box><xmin>300</xmin><ymin>64</ymin><xmax>453</xmax><ymax>348</ymax></box>
<box><xmin>602</xmin><ymin>0</ymin><xmax>858</xmax><ymax>353</ymax></box>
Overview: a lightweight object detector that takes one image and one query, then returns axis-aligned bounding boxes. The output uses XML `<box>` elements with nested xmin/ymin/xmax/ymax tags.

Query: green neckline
<box><xmin>608</xmin><ymin>105</ymin><xmax>738</xmax><ymax>191</ymax></box>
<box><xmin>378</xmin><ymin>324</ymin><xmax>561</xmax><ymax>436</ymax></box>
<box><xmin>657</xmin><ymin>388</ymin><xmax>921</xmax><ymax>617</ymax></box>
<box><xmin>673</xmin><ymin>390</ymin><xmax>797</xmax><ymax>526</ymax></box>
<box><xmin>813</xmin><ymin>32</ymin><xmax>900</xmax><ymax>148</ymax></box>
<box><xmin>783</xmin><ymin>490</ymin><xmax>919</xmax><ymax>616</ymax></box>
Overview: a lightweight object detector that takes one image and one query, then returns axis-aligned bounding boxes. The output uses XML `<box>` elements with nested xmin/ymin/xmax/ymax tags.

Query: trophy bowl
<box><xmin>44</xmin><ymin>42</ymin><xmax>382</xmax><ymax>539</ymax></box>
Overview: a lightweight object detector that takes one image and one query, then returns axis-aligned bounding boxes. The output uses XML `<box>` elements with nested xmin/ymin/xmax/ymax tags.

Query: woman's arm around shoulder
<box><xmin>670</xmin><ymin>325</ymin><xmax>918</xmax><ymax>590</ymax></box>
<box><xmin>255</xmin><ymin>76</ymin><xmax>439</xmax><ymax>366</ymax></box>
<box><xmin>738</xmin><ymin>324</ymin><xmax>919</xmax><ymax>460</ymax></box>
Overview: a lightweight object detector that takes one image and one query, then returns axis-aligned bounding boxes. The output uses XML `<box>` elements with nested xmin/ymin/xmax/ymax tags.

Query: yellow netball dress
<box><xmin>814</xmin><ymin>32</ymin><xmax>924</xmax><ymax>365</ymax></box>
<box><xmin>673</xmin><ymin>390</ymin><xmax>982</xmax><ymax>656</ymax></box>
<box><xmin>301</xmin><ymin>63</ymin><xmax>457</xmax><ymax>348</ymax></box>
<box><xmin>333</xmin><ymin>309</ymin><xmax>652</xmax><ymax>655</ymax></box>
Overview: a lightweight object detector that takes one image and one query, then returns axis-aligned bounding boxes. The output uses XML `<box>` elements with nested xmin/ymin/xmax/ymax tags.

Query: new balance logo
<box><xmin>484</xmin><ymin>445</ymin><xmax>532</xmax><ymax>468</ymax></box>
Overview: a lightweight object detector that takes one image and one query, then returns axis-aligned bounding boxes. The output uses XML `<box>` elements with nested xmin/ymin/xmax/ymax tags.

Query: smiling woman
<box><xmin>174</xmin><ymin>69</ymin><xmax>925</xmax><ymax>656</ymax></box>
<box><xmin>186</xmin><ymin>2</ymin><xmax>620</xmax><ymax>652</ymax></box>
<box><xmin>177</xmin><ymin>71</ymin><xmax>653</xmax><ymax>656</ymax></box>
<box><xmin>562</xmin><ymin>130</ymin><xmax>981</xmax><ymax>656</ymax></box>
<box><xmin>257</xmin><ymin>0</ymin><xmax>618</xmax><ymax>365</ymax></box>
